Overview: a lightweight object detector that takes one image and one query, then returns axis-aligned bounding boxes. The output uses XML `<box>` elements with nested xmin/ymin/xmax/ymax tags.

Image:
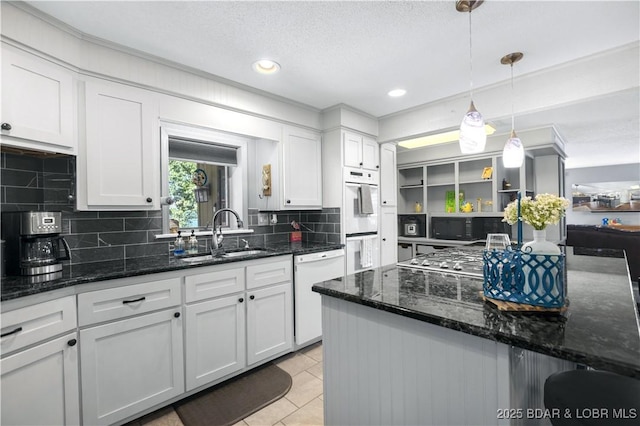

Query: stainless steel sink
<box><xmin>179</xmin><ymin>249</ymin><xmax>268</xmax><ymax>264</ymax></box>
<box><xmin>222</xmin><ymin>249</ymin><xmax>267</xmax><ymax>258</ymax></box>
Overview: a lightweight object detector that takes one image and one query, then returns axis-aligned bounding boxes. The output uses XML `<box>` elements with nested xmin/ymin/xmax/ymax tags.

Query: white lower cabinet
<box><xmin>185</xmin><ymin>294</ymin><xmax>246</xmax><ymax>391</ymax></box>
<box><xmin>3</xmin><ymin>256</ymin><xmax>293</xmax><ymax>425</ymax></box>
<box><xmin>0</xmin><ymin>295</ymin><xmax>79</xmax><ymax>426</ymax></box>
<box><xmin>184</xmin><ymin>257</ymin><xmax>293</xmax><ymax>391</ymax></box>
<box><xmin>1</xmin><ymin>332</ymin><xmax>80</xmax><ymax>426</ymax></box>
<box><xmin>80</xmin><ymin>309</ymin><xmax>184</xmax><ymax>426</ymax></box>
<box><xmin>246</xmin><ymin>282</ymin><xmax>293</xmax><ymax>365</ymax></box>
<box><xmin>78</xmin><ymin>276</ymin><xmax>184</xmax><ymax>426</ymax></box>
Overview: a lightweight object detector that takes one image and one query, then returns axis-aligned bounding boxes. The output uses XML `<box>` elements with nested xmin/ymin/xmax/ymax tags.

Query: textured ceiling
<box><xmin>22</xmin><ymin>0</ymin><xmax>640</xmax><ymax>168</ymax></box>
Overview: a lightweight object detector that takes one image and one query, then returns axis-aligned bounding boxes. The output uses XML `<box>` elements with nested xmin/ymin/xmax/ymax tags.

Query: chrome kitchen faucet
<box><xmin>210</xmin><ymin>207</ymin><xmax>244</xmax><ymax>256</ymax></box>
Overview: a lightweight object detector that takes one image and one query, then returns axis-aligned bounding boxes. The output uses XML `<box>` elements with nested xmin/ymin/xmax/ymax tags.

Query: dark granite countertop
<box><xmin>313</xmin><ymin>247</ymin><xmax>640</xmax><ymax>378</ymax></box>
<box><xmin>1</xmin><ymin>241</ymin><xmax>343</xmax><ymax>302</ymax></box>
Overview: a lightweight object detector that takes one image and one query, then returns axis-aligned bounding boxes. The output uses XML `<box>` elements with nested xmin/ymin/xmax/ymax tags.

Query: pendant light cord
<box><xmin>468</xmin><ymin>10</ymin><xmax>474</xmax><ymax>100</ymax></box>
<box><xmin>510</xmin><ymin>63</ymin><xmax>515</xmax><ymax>131</ymax></box>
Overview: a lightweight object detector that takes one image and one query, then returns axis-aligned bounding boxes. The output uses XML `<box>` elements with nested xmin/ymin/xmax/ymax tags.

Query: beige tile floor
<box><xmin>136</xmin><ymin>342</ymin><xmax>324</xmax><ymax>426</ymax></box>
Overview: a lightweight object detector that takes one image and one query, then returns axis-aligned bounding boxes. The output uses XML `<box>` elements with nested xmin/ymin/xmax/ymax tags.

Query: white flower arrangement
<box><xmin>503</xmin><ymin>193</ymin><xmax>570</xmax><ymax>230</ymax></box>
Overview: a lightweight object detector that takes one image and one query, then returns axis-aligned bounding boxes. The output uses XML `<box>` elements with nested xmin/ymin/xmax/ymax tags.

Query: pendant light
<box><xmin>457</xmin><ymin>0</ymin><xmax>486</xmax><ymax>154</ymax></box>
<box><xmin>501</xmin><ymin>52</ymin><xmax>525</xmax><ymax>168</ymax></box>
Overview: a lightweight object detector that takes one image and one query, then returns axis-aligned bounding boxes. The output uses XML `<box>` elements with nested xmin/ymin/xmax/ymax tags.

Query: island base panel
<box><xmin>321</xmin><ymin>296</ymin><xmax>576</xmax><ymax>426</ymax></box>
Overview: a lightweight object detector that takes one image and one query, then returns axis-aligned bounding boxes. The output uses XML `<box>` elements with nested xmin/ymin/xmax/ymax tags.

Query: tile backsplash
<box><xmin>1</xmin><ymin>151</ymin><xmax>340</xmax><ymax>269</ymax></box>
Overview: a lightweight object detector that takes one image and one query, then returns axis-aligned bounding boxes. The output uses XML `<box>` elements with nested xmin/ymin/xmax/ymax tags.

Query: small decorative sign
<box><xmin>482</xmin><ymin>167</ymin><xmax>493</xmax><ymax>180</ymax></box>
<box><xmin>262</xmin><ymin>164</ymin><xmax>272</xmax><ymax>196</ymax></box>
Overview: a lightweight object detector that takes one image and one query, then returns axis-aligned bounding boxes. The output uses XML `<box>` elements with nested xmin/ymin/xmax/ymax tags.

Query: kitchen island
<box><xmin>312</xmin><ymin>247</ymin><xmax>640</xmax><ymax>426</ymax></box>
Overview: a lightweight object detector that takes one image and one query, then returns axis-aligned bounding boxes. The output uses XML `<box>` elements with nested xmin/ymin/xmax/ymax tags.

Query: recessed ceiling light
<box><xmin>388</xmin><ymin>89</ymin><xmax>407</xmax><ymax>97</ymax></box>
<box><xmin>253</xmin><ymin>59</ymin><xmax>280</xmax><ymax>74</ymax></box>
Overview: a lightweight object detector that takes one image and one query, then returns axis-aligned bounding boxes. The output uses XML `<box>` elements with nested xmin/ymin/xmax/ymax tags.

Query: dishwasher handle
<box><xmin>295</xmin><ymin>249</ymin><xmax>345</xmax><ymax>264</ymax></box>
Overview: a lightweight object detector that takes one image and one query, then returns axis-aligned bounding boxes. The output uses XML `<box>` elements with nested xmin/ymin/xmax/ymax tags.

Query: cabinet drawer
<box><xmin>1</xmin><ymin>295</ymin><xmax>77</xmax><ymax>355</ymax></box>
<box><xmin>78</xmin><ymin>278</ymin><xmax>181</xmax><ymax>326</ymax></box>
<box><xmin>246</xmin><ymin>257</ymin><xmax>292</xmax><ymax>290</ymax></box>
<box><xmin>184</xmin><ymin>265</ymin><xmax>245</xmax><ymax>303</ymax></box>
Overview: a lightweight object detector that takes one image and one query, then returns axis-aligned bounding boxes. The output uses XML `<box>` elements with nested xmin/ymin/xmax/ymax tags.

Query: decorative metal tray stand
<box><xmin>482</xmin><ymin>248</ymin><xmax>567</xmax><ymax>311</ymax></box>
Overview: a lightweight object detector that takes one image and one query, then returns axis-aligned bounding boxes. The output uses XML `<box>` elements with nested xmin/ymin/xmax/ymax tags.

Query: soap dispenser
<box><xmin>174</xmin><ymin>231</ymin><xmax>185</xmax><ymax>256</ymax></box>
<box><xmin>188</xmin><ymin>230</ymin><xmax>198</xmax><ymax>254</ymax></box>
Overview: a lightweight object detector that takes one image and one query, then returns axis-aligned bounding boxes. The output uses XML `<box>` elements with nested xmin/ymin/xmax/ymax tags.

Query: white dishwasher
<box><xmin>294</xmin><ymin>248</ymin><xmax>345</xmax><ymax>348</ymax></box>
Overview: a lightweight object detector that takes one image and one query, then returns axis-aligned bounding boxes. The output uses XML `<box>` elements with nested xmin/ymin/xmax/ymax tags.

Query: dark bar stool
<box><xmin>544</xmin><ymin>370</ymin><xmax>640</xmax><ymax>425</ymax></box>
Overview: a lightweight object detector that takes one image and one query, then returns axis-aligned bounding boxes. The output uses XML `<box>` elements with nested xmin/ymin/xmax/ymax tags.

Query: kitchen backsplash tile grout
<box><xmin>1</xmin><ymin>152</ymin><xmax>341</xmax><ymax>267</ymax></box>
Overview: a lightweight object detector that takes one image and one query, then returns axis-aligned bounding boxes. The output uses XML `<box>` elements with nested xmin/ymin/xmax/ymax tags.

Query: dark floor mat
<box><xmin>173</xmin><ymin>363</ymin><xmax>292</xmax><ymax>426</ymax></box>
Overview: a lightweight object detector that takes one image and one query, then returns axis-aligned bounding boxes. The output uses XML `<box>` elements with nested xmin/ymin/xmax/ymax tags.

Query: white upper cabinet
<box><xmin>1</xmin><ymin>43</ymin><xmax>76</xmax><ymax>154</ymax></box>
<box><xmin>379</xmin><ymin>143</ymin><xmax>397</xmax><ymax>207</ymax></box>
<box><xmin>344</xmin><ymin>131</ymin><xmax>379</xmax><ymax>170</ymax></box>
<box><xmin>77</xmin><ymin>77</ymin><xmax>160</xmax><ymax>210</ymax></box>
<box><xmin>281</xmin><ymin>126</ymin><xmax>322</xmax><ymax>209</ymax></box>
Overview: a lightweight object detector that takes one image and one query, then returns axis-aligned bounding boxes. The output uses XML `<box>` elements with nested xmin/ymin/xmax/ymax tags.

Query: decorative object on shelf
<box><xmin>446</xmin><ymin>190</ymin><xmax>456</xmax><ymax>213</ymax></box>
<box><xmin>458</xmin><ymin>191</ymin><xmax>467</xmax><ymax>212</ymax></box>
<box><xmin>502</xmin><ymin>178</ymin><xmax>511</xmax><ymax>190</ymax></box>
<box><xmin>461</xmin><ymin>201</ymin><xmax>473</xmax><ymax>213</ymax></box>
<box><xmin>482</xmin><ymin>200</ymin><xmax>493</xmax><ymax>212</ymax></box>
<box><xmin>456</xmin><ymin>0</ymin><xmax>487</xmax><ymax>154</ymax></box>
<box><xmin>481</xmin><ymin>166</ymin><xmax>493</xmax><ymax>179</ymax></box>
<box><xmin>501</xmin><ymin>52</ymin><xmax>525</xmax><ymax>168</ymax></box>
<box><xmin>415</xmin><ymin>201</ymin><xmax>423</xmax><ymax>213</ymax></box>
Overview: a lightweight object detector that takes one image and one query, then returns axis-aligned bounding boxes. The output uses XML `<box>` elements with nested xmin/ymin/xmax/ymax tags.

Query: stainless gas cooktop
<box><xmin>397</xmin><ymin>247</ymin><xmax>484</xmax><ymax>277</ymax></box>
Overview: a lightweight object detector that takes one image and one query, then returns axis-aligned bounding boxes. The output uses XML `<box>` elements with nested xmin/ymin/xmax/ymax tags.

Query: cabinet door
<box><xmin>380</xmin><ymin>206</ymin><xmax>398</xmax><ymax>266</ymax></box>
<box><xmin>246</xmin><ymin>282</ymin><xmax>293</xmax><ymax>365</ymax></box>
<box><xmin>79</xmin><ymin>78</ymin><xmax>159</xmax><ymax>210</ymax></box>
<box><xmin>282</xmin><ymin>127</ymin><xmax>322</xmax><ymax>209</ymax></box>
<box><xmin>343</xmin><ymin>131</ymin><xmax>362</xmax><ymax>168</ymax></box>
<box><xmin>185</xmin><ymin>295</ymin><xmax>246</xmax><ymax>391</ymax></box>
<box><xmin>379</xmin><ymin>143</ymin><xmax>397</xmax><ymax>206</ymax></box>
<box><xmin>362</xmin><ymin>137</ymin><xmax>380</xmax><ymax>170</ymax></box>
<box><xmin>1</xmin><ymin>332</ymin><xmax>80</xmax><ymax>426</ymax></box>
<box><xmin>80</xmin><ymin>309</ymin><xmax>184</xmax><ymax>426</ymax></box>
<box><xmin>1</xmin><ymin>44</ymin><xmax>75</xmax><ymax>154</ymax></box>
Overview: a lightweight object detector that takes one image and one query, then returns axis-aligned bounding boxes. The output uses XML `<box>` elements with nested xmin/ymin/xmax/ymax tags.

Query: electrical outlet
<box><xmin>257</xmin><ymin>213</ymin><xmax>269</xmax><ymax>226</ymax></box>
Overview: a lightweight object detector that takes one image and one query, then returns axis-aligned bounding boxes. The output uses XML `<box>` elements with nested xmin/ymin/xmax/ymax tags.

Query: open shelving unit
<box><xmin>397</xmin><ymin>154</ymin><xmax>536</xmax><ymax>217</ymax></box>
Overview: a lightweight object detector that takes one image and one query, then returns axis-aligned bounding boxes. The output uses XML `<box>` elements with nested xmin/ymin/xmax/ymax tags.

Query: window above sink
<box><xmin>160</xmin><ymin>122</ymin><xmax>250</xmax><ymax>234</ymax></box>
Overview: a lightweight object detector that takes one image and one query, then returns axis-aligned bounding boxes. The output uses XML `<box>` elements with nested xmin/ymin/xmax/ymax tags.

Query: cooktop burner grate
<box><xmin>397</xmin><ymin>247</ymin><xmax>485</xmax><ymax>277</ymax></box>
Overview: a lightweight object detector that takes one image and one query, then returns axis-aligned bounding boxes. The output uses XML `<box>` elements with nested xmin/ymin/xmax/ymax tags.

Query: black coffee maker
<box><xmin>1</xmin><ymin>211</ymin><xmax>71</xmax><ymax>276</ymax></box>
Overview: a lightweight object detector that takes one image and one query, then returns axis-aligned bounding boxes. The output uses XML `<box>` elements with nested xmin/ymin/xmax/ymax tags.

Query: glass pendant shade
<box><xmin>503</xmin><ymin>130</ymin><xmax>524</xmax><ymax>168</ymax></box>
<box><xmin>459</xmin><ymin>101</ymin><xmax>487</xmax><ymax>154</ymax></box>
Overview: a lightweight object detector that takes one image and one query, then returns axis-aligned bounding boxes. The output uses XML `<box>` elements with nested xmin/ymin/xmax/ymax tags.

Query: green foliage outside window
<box><xmin>169</xmin><ymin>160</ymin><xmax>197</xmax><ymax>228</ymax></box>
